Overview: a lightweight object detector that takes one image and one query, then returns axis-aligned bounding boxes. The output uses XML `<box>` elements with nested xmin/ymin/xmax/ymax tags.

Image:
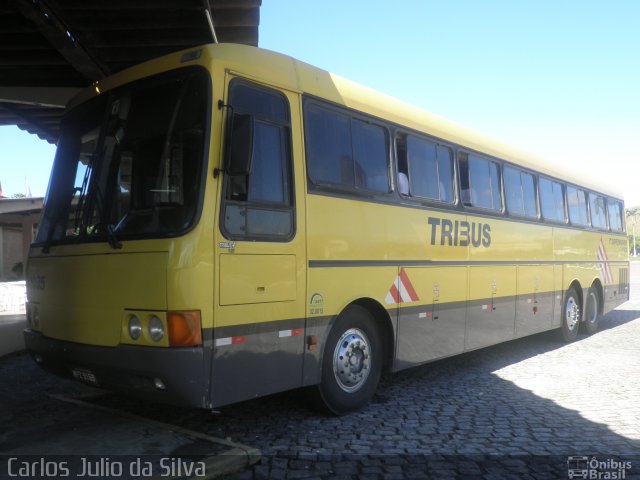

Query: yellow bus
<box><xmin>25</xmin><ymin>44</ymin><xmax>629</xmax><ymax>414</ymax></box>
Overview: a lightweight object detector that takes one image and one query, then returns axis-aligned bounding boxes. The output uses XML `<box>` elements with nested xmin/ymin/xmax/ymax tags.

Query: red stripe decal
<box><xmin>292</xmin><ymin>328</ymin><xmax>304</xmax><ymax>337</ymax></box>
<box><xmin>389</xmin><ymin>283</ymin><xmax>401</xmax><ymax>304</ymax></box>
<box><xmin>232</xmin><ymin>336</ymin><xmax>246</xmax><ymax>345</ymax></box>
<box><xmin>399</xmin><ymin>268</ymin><xmax>419</xmax><ymax>302</ymax></box>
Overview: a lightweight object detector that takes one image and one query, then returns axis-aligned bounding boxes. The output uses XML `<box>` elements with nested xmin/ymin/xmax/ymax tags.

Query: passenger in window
<box><xmin>398</xmin><ymin>172</ymin><xmax>409</xmax><ymax>195</ymax></box>
<box><xmin>396</xmin><ymin>142</ymin><xmax>410</xmax><ymax>195</ymax></box>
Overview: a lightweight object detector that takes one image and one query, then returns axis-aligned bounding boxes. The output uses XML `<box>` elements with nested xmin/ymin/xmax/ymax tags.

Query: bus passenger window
<box><xmin>608</xmin><ymin>199</ymin><xmax>623</xmax><ymax>232</ymax></box>
<box><xmin>305</xmin><ymin>106</ymin><xmax>353</xmax><ymax>186</ymax></box>
<box><xmin>504</xmin><ymin>166</ymin><xmax>537</xmax><ymax>218</ymax></box>
<box><xmin>305</xmin><ymin>103</ymin><xmax>390</xmax><ymax>193</ymax></box>
<box><xmin>352</xmin><ymin>120</ymin><xmax>389</xmax><ymax>192</ymax></box>
<box><xmin>436</xmin><ymin>146</ymin><xmax>454</xmax><ymax>203</ymax></box>
<box><xmin>412</xmin><ymin>138</ymin><xmax>452</xmax><ymax>202</ymax></box>
<box><xmin>396</xmin><ymin>134</ymin><xmax>453</xmax><ymax>203</ymax></box>
<box><xmin>459</xmin><ymin>153</ymin><xmax>501</xmax><ymax>211</ymax></box>
<box><xmin>539</xmin><ymin>177</ymin><xmax>565</xmax><ymax>223</ymax></box>
<box><xmin>567</xmin><ymin>186</ymin><xmax>588</xmax><ymax>226</ymax></box>
<box><xmin>589</xmin><ymin>193</ymin><xmax>607</xmax><ymax>230</ymax></box>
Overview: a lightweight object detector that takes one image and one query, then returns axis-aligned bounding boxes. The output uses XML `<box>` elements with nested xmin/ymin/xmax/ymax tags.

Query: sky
<box><xmin>1</xmin><ymin>0</ymin><xmax>639</xmax><ymax>205</ymax></box>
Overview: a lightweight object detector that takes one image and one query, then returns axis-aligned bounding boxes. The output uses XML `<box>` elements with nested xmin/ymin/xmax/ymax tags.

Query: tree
<box><xmin>626</xmin><ymin>207</ymin><xmax>640</xmax><ymax>257</ymax></box>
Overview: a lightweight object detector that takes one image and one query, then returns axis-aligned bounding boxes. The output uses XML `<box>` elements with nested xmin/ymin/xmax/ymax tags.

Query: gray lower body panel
<box><xmin>396</xmin><ymin>302</ymin><xmax>466</xmax><ymax>369</ymax></box>
<box><xmin>515</xmin><ymin>291</ymin><xmax>554</xmax><ymax>337</ymax></box>
<box><xmin>211</xmin><ymin>319</ymin><xmax>307</xmax><ymax>408</ymax></box>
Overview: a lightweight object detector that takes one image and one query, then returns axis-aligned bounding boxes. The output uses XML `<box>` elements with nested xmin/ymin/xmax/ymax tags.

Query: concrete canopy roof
<box><xmin>0</xmin><ymin>0</ymin><xmax>261</xmax><ymax>143</ymax></box>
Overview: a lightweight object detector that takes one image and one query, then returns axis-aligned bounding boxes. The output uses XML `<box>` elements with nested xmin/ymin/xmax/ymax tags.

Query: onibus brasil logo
<box><xmin>567</xmin><ymin>456</ymin><xmax>632</xmax><ymax>479</ymax></box>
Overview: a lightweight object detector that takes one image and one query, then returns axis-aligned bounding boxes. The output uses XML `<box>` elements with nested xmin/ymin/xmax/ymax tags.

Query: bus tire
<box><xmin>314</xmin><ymin>305</ymin><xmax>382</xmax><ymax>415</ymax></box>
<box><xmin>582</xmin><ymin>287</ymin><xmax>600</xmax><ymax>335</ymax></box>
<box><xmin>560</xmin><ymin>286</ymin><xmax>581</xmax><ymax>342</ymax></box>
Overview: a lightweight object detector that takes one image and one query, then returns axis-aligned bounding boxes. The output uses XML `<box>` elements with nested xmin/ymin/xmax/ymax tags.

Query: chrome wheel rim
<box><xmin>565</xmin><ymin>295</ymin><xmax>580</xmax><ymax>331</ymax></box>
<box><xmin>333</xmin><ymin>328</ymin><xmax>371</xmax><ymax>393</ymax></box>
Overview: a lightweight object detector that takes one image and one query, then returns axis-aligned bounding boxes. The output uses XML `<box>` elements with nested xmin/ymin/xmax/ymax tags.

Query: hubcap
<box><xmin>333</xmin><ymin>328</ymin><xmax>371</xmax><ymax>393</ymax></box>
<box><xmin>565</xmin><ymin>296</ymin><xmax>580</xmax><ymax>331</ymax></box>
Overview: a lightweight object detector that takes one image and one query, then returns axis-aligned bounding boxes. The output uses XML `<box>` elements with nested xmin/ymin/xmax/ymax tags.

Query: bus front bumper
<box><xmin>24</xmin><ymin>329</ymin><xmax>210</xmax><ymax>409</ymax></box>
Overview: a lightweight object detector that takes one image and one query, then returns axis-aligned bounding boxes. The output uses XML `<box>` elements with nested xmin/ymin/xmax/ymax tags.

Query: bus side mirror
<box><xmin>226</xmin><ymin>113</ymin><xmax>254</xmax><ymax>176</ymax></box>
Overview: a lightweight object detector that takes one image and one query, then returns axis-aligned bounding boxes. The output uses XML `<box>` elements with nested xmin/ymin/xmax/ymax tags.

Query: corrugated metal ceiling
<box><xmin>0</xmin><ymin>0</ymin><xmax>261</xmax><ymax>143</ymax></box>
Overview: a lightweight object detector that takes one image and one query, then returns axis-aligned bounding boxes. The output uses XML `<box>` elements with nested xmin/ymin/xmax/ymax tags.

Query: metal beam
<box><xmin>0</xmin><ymin>102</ymin><xmax>57</xmax><ymax>142</ymax></box>
<box><xmin>13</xmin><ymin>0</ymin><xmax>109</xmax><ymax>82</ymax></box>
<box><xmin>0</xmin><ymin>86</ymin><xmax>79</xmax><ymax>107</ymax></box>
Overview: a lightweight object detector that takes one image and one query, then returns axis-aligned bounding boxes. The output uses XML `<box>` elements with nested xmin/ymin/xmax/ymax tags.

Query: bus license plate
<box><xmin>72</xmin><ymin>368</ymin><xmax>99</xmax><ymax>386</ymax></box>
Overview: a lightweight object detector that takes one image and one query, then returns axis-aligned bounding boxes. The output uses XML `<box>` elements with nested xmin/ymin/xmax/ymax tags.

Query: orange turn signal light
<box><xmin>167</xmin><ymin>311</ymin><xmax>202</xmax><ymax>347</ymax></box>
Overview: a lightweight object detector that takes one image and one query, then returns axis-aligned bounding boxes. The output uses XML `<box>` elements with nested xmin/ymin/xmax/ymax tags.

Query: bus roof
<box><xmin>75</xmin><ymin>43</ymin><xmax>621</xmax><ymax>200</ymax></box>
<box><xmin>288</xmin><ymin>51</ymin><xmax>619</xmax><ymax>200</ymax></box>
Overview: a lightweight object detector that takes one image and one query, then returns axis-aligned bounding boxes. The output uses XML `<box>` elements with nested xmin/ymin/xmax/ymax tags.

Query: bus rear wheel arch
<box><xmin>312</xmin><ymin>303</ymin><xmax>385</xmax><ymax>415</ymax></box>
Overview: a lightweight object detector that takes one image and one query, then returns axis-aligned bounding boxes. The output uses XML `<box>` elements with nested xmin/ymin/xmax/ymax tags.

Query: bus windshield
<box><xmin>36</xmin><ymin>67</ymin><xmax>209</xmax><ymax>247</ymax></box>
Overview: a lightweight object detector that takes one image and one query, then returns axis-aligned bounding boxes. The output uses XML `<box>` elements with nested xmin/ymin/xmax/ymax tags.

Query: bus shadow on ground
<box><xmin>191</xmin><ymin>308</ymin><xmax>638</xmax><ymax>478</ymax></box>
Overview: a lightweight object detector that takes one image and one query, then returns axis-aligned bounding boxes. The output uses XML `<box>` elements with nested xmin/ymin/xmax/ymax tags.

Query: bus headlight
<box><xmin>148</xmin><ymin>315</ymin><xmax>164</xmax><ymax>342</ymax></box>
<box><xmin>128</xmin><ymin>315</ymin><xmax>142</xmax><ymax>340</ymax></box>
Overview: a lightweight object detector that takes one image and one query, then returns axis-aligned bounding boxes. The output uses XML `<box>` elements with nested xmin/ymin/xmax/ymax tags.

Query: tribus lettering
<box><xmin>428</xmin><ymin>217</ymin><xmax>491</xmax><ymax>247</ymax></box>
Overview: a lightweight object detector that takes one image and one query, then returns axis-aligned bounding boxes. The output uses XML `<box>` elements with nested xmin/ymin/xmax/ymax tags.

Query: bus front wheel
<box><xmin>560</xmin><ymin>286</ymin><xmax>581</xmax><ymax>342</ymax></box>
<box><xmin>314</xmin><ymin>305</ymin><xmax>382</xmax><ymax>415</ymax></box>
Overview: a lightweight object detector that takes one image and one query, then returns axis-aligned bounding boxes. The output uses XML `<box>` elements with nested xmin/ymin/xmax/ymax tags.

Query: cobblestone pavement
<box><xmin>4</xmin><ymin>265</ymin><xmax>640</xmax><ymax>479</ymax></box>
<box><xmin>208</xmin><ymin>265</ymin><xmax>640</xmax><ymax>479</ymax></box>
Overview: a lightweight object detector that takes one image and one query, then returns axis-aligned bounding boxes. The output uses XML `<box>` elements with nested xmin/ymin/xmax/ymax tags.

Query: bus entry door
<box><xmin>212</xmin><ymin>76</ymin><xmax>306</xmax><ymax>407</ymax></box>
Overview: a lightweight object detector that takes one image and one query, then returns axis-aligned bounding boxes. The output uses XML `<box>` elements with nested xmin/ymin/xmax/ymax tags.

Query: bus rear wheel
<box><xmin>560</xmin><ymin>286</ymin><xmax>581</xmax><ymax>342</ymax></box>
<box><xmin>313</xmin><ymin>305</ymin><xmax>382</xmax><ymax>415</ymax></box>
<box><xmin>582</xmin><ymin>287</ymin><xmax>600</xmax><ymax>335</ymax></box>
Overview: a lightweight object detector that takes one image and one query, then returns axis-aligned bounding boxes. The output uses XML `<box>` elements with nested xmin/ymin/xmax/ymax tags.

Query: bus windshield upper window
<box><xmin>35</xmin><ymin>68</ymin><xmax>208</xmax><ymax>245</ymax></box>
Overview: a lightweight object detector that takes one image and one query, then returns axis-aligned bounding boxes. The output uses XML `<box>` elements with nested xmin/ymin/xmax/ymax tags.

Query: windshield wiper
<box><xmin>92</xmin><ymin>188</ymin><xmax>122</xmax><ymax>250</ymax></box>
<box><xmin>95</xmin><ymin>221</ymin><xmax>122</xmax><ymax>249</ymax></box>
<box><xmin>106</xmin><ymin>224</ymin><xmax>122</xmax><ymax>249</ymax></box>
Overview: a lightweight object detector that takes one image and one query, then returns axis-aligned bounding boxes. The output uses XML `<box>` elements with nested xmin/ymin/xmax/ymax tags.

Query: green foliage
<box><xmin>626</xmin><ymin>207</ymin><xmax>640</xmax><ymax>256</ymax></box>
